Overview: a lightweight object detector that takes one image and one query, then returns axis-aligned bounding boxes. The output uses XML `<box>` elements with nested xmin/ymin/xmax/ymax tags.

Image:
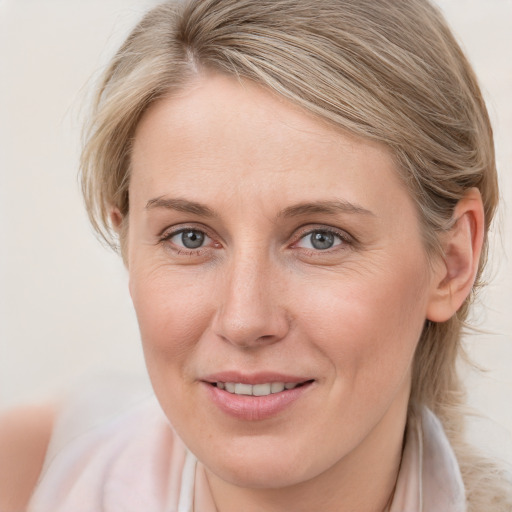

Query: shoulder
<box><xmin>0</xmin><ymin>403</ymin><xmax>55</xmax><ymax>512</ymax></box>
<box><xmin>26</xmin><ymin>394</ymin><xmax>190</xmax><ymax>512</ymax></box>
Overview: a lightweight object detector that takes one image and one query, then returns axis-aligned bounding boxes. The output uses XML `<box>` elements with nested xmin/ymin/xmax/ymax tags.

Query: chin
<box><xmin>196</xmin><ymin>435</ymin><xmax>332</xmax><ymax>490</ymax></box>
<box><xmin>209</xmin><ymin>460</ymin><xmax>312</xmax><ymax>490</ymax></box>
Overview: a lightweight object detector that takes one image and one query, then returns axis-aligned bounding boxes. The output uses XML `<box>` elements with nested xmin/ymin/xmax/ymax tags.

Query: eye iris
<box><xmin>181</xmin><ymin>230</ymin><xmax>205</xmax><ymax>249</ymax></box>
<box><xmin>310</xmin><ymin>231</ymin><xmax>335</xmax><ymax>250</ymax></box>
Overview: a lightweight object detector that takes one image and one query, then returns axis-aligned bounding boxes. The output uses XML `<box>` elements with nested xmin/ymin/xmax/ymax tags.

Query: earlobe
<box><xmin>426</xmin><ymin>188</ymin><xmax>485</xmax><ymax>322</ymax></box>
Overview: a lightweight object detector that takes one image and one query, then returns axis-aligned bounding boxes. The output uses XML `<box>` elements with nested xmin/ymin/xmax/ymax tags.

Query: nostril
<box><xmin>257</xmin><ymin>334</ymin><xmax>276</xmax><ymax>342</ymax></box>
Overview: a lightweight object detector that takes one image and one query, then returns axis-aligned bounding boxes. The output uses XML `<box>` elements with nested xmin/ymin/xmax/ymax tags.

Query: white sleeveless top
<box><xmin>27</xmin><ymin>386</ymin><xmax>466</xmax><ymax>512</ymax></box>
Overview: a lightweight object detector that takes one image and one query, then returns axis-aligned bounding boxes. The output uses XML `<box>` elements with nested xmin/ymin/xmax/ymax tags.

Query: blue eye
<box><xmin>169</xmin><ymin>229</ymin><xmax>211</xmax><ymax>249</ymax></box>
<box><xmin>296</xmin><ymin>230</ymin><xmax>343</xmax><ymax>250</ymax></box>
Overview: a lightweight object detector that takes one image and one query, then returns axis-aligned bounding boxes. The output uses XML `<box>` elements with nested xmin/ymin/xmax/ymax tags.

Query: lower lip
<box><xmin>204</xmin><ymin>382</ymin><xmax>313</xmax><ymax>421</ymax></box>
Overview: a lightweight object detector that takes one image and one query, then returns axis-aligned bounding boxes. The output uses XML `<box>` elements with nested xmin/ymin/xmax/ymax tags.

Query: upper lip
<box><xmin>201</xmin><ymin>371</ymin><xmax>313</xmax><ymax>385</ymax></box>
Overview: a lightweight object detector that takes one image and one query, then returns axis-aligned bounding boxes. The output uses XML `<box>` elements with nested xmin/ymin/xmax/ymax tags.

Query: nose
<box><xmin>211</xmin><ymin>253</ymin><xmax>290</xmax><ymax>348</ymax></box>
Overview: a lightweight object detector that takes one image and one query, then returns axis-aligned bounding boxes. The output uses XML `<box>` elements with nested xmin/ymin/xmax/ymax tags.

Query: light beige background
<box><xmin>1</xmin><ymin>0</ymin><xmax>511</xmax><ymax>466</ymax></box>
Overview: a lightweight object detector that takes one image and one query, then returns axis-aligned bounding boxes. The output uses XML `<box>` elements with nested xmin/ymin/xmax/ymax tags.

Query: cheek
<box><xmin>129</xmin><ymin>264</ymin><xmax>214</xmax><ymax>374</ymax></box>
<box><xmin>297</xmin><ymin>259</ymin><xmax>430</xmax><ymax>391</ymax></box>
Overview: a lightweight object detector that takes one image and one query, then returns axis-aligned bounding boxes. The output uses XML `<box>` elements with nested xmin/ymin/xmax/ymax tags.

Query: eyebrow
<box><xmin>145</xmin><ymin>197</ymin><xmax>216</xmax><ymax>217</ymax></box>
<box><xmin>145</xmin><ymin>197</ymin><xmax>374</xmax><ymax>219</ymax></box>
<box><xmin>278</xmin><ymin>200</ymin><xmax>375</xmax><ymax>218</ymax></box>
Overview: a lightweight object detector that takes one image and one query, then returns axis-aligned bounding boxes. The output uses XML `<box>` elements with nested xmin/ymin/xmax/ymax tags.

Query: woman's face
<box><xmin>127</xmin><ymin>73</ymin><xmax>439</xmax><ymax>489</ymax></box>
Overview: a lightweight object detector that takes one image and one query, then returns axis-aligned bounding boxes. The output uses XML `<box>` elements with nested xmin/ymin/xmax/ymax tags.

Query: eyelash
<box><xmin>291</xmin><ymin>226</ymin><xmax>353</xmax><ymax>255</ymax></box>
<box><xmin>159</xmin><ymin>226</ymin><xmax>218</xmax><ymax>256</ymax></box>
<box><xmin>158</xmin><ymin>225</ymin><xmax>354</xmax><ymax>257</ymax></box>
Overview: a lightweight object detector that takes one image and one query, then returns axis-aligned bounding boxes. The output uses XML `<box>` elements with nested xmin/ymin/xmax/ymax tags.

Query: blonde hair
<box><xmin>81</xmin><ymin>0</ymin><xmax>511</xmax><ymax>507</ymax></box>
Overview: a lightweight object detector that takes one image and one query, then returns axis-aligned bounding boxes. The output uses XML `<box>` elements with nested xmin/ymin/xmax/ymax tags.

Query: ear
<box><xmin>110</xmin><ymin>207</ymin><xmax>130</xmax><ymax>268</ymax></box>
<box><xmin>426</xmin><ymin>188</ymin><xmax>485</xmax><ymax>322</ymax></box>
<box><xmin>110</xmin><ymin>207</ymin><xmax>124</xmax><ymax>233</ymax></box>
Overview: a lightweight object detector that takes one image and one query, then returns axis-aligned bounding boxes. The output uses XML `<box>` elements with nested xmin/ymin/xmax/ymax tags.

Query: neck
<box><xmin>205</xmin><ymin>391</ymin><xmax>408</xmax><ymax>512</ymax></box>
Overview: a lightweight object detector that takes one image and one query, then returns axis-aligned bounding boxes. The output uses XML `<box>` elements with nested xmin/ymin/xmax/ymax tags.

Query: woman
<box><xmin>1</xmin><ymin>0</ymin><xmax>511</xmax><ymax>510</ymax></box>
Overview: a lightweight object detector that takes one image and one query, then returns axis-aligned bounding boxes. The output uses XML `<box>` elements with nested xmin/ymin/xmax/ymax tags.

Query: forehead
<box><xmin>130</xmin><ymin>73</ymin><xmax>412</xmax><ymax>220</ymax></box>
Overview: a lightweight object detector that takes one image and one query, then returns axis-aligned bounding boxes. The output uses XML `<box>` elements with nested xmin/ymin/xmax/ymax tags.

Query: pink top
<box><xmin>27</xmin><ymin>388</ymin><xmax>466</xmax><ymax>511</ymax></box>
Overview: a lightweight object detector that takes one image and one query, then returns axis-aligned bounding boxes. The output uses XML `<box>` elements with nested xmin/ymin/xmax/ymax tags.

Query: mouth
<box><xmin>210</xmin><ymin>380</ymin><xmax>313</xmax><ymax>396</ymax></box>
<box><xmin>203</xmin><ymin>375</ymin><xmax>315</xmax><ymax>420</ymax></box>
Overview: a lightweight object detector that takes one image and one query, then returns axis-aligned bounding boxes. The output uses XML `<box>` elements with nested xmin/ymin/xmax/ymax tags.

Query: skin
<box><xmin>0</xmin><ymin>73</ymin><xmax>483</xmax><ymax>511</ymax></box>
<box><xmin>0</xmin><ymin>404</ymin><xmax>54</xmax><ymax>511</ymax></box>
<box><xmin>123</xmin><ymin>72</ymin><xmax>474</xmax><ymax>512</ymax></box>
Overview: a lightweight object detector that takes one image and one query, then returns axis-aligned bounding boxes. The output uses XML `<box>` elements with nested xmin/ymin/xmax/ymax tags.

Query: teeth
<box><xmin>271</xmin><ymin>382</ymin><xmax>285</xmax><ymax>393</ymax></box>
<box><xmin>234</xmin><ymin>383</ymin><xmax>253</xmax><ymax>395</ymax></box>
<box><xmin>253</xmin><ymin>383</ymin><xmax>271</xmax><ymax>396</ymax></box>
<box><xmin>216</xmin><ymin>381</ymin><xmax>301</xmax><ymax>396</ymax></box>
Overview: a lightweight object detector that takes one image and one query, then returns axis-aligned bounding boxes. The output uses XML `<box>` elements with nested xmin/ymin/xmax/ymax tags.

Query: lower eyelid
<box><xmin>159</xmin><ymin>226</ymin><xmax>351</xmax><ymax>253</ymax></box>
<box><xmin>295</xmin><ymin>230</ymin><xmax>348</xmax><ymax>247</ymax></box>
<box><xmin>159</xmin><ymin>227</ymin><xmax>225</xmax><ymax>255</ymax></box>
<box><xmin>173</xmin><ymin>231</ymin><xmax>210</xmax><ymax>247</ymax></box>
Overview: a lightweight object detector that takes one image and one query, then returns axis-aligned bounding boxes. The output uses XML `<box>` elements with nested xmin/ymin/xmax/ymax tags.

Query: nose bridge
<box><xmin>213</xmin><ymin>245</ymin><xmax>288</xmax><ymax>347</ymax></box>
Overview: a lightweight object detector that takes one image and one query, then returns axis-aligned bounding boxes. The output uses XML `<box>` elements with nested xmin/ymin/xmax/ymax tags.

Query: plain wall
<box><xmin>1</xmin><ymin>0</ymin><xmax>511</xmax><ymax>466</ymax></box>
